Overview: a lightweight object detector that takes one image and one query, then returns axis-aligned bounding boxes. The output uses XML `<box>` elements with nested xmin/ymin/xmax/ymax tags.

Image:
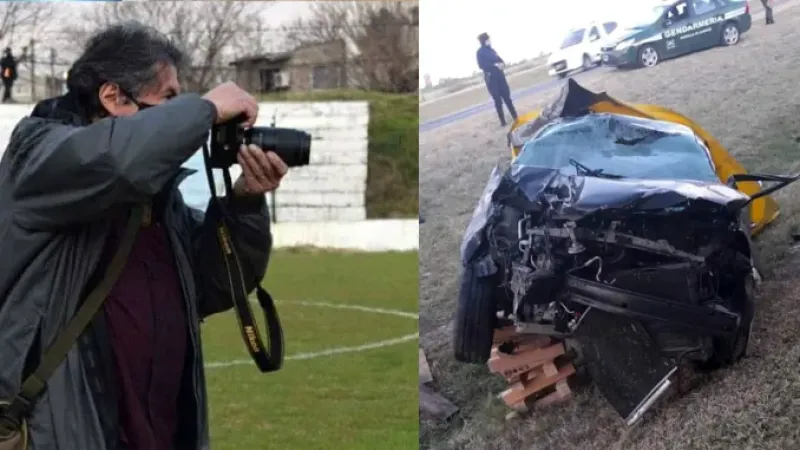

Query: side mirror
<box><xmin>726</xmin><ymin>172</ymin><xmax>800</xmax><ymax>209</ymax></box>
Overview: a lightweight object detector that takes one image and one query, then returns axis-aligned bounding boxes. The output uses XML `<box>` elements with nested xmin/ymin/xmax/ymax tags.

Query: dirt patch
<box><xmin>420</xmin><ymin>3</ymin><xmax>800</xmax><ymax>449</ymax></box>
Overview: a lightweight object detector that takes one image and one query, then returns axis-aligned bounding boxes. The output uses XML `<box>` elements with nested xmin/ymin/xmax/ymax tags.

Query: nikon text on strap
<box><xmin>201</xmin><ymin>142</ymin><xmax>285</xmax><ymax>373</ymax></box>
<box><xmin>0</xmin><ymin>205</ymin><xmax>146</xmax><ymax>437</ymax></box>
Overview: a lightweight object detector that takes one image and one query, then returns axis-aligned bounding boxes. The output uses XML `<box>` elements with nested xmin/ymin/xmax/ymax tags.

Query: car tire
<box><xmin>453</xmin><ymin>265</ymin><xmax>501</xmax><ymax>364</ymax></box>
<box><xmin>557</xmin><ymin>72</ymin><xmax>567</xmax><ymax>79</ymax></box>
<box><xmin>696</xmin><ymin>269</ymin><xmax>755</xmax><ymax>370</ymax></box>
<box><xmin>582</xmin><ymin>54</ymin><xmax>592</xmax><ymax>70</ymax></box>
<box><xmin>720</xmin><ymin>22</ymin><xmax>740</xmax><ymax>46</ymax></box>
<box><xmin>638</xmin><ymin>45</ymin><xmax>659</xmax><ymax>68</ymax></box>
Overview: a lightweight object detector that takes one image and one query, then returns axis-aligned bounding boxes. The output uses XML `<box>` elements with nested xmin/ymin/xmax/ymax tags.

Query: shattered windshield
<box><xmin>514</xmin><ymin>113</ymin><xmax>719</xmax><ymax>182</ymax></box>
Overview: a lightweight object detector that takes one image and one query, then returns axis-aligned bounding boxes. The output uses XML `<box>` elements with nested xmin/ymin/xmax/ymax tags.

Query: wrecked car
<box><xmin>453</xmin><ymin>79</ymin><xmax>799</xmax><ymax>425</ymax></box>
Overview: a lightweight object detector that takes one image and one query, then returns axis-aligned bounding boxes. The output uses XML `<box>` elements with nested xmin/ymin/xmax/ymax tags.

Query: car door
<box><xmin>586</xmin><ymin>25</ymin><xmax>603</xmax><ymax>60</ymax></box>
<box><xmin>661</xmin><ymin>0</ymin><xmax>696</xmax><ymax>57</ymax></box>
<box><xmin>689</xmin><ymin>0</ymin><xmax>727</xmax><ymax>50</ymax></box>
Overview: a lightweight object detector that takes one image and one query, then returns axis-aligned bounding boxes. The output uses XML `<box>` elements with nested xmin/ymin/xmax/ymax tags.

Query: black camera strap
<box><xmin>201</xmin><ymin>142</ymin><xmax>284</xmax><ymax>373</ymax></box>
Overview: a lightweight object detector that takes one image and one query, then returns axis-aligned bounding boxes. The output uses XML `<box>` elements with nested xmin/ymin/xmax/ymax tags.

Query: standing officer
<box><xmin>476</xmin><ymin>32</ymin><xmax>517</xmax><ymax>127</ymax></box>
<box><xmin>0</xmin><ymin>47</ymin><xmax>17</xmax><ymax>103</ymax></box>
<box><xmin>761</xmin><ymin>0</ymin><xmax>775</xmax><ymax>24</ymax></box>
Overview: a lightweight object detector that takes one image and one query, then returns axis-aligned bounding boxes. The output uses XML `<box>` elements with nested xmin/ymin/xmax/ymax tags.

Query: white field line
<box><xmin>204</xmin><ymin>300</ymin><xmax>418</xmax><ymax>369</ymax></box>
<box><xmin>280</xmin><ymin>300</ymin><xmax>419</xmax><ymax>319</ymax></box>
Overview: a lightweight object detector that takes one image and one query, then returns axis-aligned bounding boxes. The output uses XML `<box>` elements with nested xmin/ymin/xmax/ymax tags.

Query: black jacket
<box><xmin>0</xmin><ymin>55</ymin><xmax>17</xmax><ymax>81</ymax></box>
<box><xmin>0</xmin><ymin>93</ymin><xmax>272</xmax><ymax>449</ymax></box>
<box><xmin>476</xmin><ymin>45</ymin><xmax>509</xmax><ymax>94</ymax></box>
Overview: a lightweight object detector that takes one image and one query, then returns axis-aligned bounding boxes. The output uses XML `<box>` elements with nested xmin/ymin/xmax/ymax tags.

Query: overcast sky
<box><xmin>420</xmin><ymin>0</ymin><xmax>665</xmax><ymax>82</ymax></box>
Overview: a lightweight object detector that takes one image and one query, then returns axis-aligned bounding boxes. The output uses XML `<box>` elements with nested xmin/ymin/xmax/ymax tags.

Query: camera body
<box><xmin>209</xmin><ymin>115</ymin><xmax>312</xmax><ymax>169</ymax></box>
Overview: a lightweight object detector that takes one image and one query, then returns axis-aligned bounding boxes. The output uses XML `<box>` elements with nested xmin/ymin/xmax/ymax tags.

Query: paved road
<box><xmin>420</xmin><ymin>62</ymin><xmax>546</xmax><ymax>105</ymax></box>
<box><xmin>418</xmin><ymin>66</ymin><xmax>608</xmax><ymax>132</ymax></box>
<box><xmin>419</xmin><ymin>0</ymin><xmax>787</xmax><ymax>133</ymax></box>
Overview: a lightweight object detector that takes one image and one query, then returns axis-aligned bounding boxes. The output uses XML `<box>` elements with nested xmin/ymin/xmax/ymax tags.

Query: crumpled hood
<box><xmin>499</xmin><ymin>165</ymin><xmax>747</xmax><ymax>217</ymax></box>
<box><xmin>460</xmin><ymin>165</ymin><xmax>749</xmax><ymax>264</ymax></box>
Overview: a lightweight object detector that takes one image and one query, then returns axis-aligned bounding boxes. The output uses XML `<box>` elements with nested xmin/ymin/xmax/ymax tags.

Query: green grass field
<box><xmin>200</xmin><ymin>249</ymin><xmax>419</xmax><ymax>449</ymax></box>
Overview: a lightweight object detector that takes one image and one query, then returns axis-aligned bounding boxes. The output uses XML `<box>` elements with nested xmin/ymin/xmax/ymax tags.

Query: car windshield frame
<box><xmin>560</xmin><ymin>28</ymin><xmax>586</xmax><ymax>49</ymax></box>
<box><xmin>513</xmin><ymin>113</ymin><xmax>719</xmax><ymax>183</ymax></box>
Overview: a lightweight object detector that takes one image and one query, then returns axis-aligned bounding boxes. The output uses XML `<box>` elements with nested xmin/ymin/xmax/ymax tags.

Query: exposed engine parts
<box><xmin>499</xmin><ymin>204</ymin><xmax>755</xmax><ymax>347</ymax></box>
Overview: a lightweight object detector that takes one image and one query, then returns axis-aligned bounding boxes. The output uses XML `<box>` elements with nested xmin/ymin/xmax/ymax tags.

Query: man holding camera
<box><xmin>0</xmin><ymin>22</ymin><xmax>286</xmax><ymax>450</ymax></box>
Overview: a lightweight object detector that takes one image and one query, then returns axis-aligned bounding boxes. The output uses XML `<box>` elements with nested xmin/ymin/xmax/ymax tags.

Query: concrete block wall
<box><xmin>248</xmin><ymin>101</ymin><xmax>369</xmax><ymax>222</ymax></box>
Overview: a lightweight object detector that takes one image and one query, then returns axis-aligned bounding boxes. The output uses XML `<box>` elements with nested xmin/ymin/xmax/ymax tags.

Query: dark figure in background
<box><xmin>0</xmin><ymin>48</ymin><xmax>17</xmax><ymax>103</ymax></box>
<box><xmin>476</xmin><ymin>32</ymin><xmax>517</xmax><ymax>127</ymax></box>
<box><xmin>760</xmin><ymin>0</ymin><xmax>775</xmax><ymax>24</ymax></box>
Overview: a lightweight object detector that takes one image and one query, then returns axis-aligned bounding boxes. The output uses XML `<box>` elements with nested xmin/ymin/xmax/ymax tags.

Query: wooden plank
<box><xmin>492</xmin><ymin>326</ymin><xmax>519</xmax><ymax>344</ymax></box>
<box><xmin>499</xmin><ymin>363</ymin><xmax>576</xmax><ymax>407</ymax></box>
<box><xmin>419</xmin><ymin>383</ymin><xmax>459</xmax><ymax>420</ymax></box>
<box><xmin>493</xmin><ymin>327</ymin><xmax>552</xmax><ymax>347</ymax></box>
<box><xmin>534</xmin><ymin>380</ymin><xmax>573</xmax><ymax>407</ymax></box>
<box><xmin>487</xmin><ymin>342</ymin><xmax>565</xmax><ymax>381</ymax></box>
<box><xmin>542</xmin><ymin>362</ymin><xmax>558</xmax><ymax>378</ymax></box>
<box><xmin>419</xmin><ymin>348</ymin><xmax>433</xmax><ymax>384</ymax></box>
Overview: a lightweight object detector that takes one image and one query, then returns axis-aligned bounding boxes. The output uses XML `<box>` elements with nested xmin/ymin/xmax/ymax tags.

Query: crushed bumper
<box><xmin>573</xmin><ymin>309</ymin><xmax>677</xmax><ymax>425</ymax></box>
<box><xmin>565</xmin><ymin>264</ymin><xmax>740</xmax><ymax>337</ymax></box>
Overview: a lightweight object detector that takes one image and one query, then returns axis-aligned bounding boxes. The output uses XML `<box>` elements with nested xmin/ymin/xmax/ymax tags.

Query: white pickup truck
<box><xmin>547</xmin><ymin>21</ymin><xmax>620</xmax><ymax>78</ymax></box>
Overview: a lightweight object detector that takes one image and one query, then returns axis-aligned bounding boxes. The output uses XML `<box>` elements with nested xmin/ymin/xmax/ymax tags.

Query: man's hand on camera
<box><xmin>203</xmin><ymin>82</ymin><xmax>259</xmax><ymax>127</ymax></box>
<box><xmin>232</xmin><ymin>144</ymin><xmax>289</xmax><ymax>196</ymax></box>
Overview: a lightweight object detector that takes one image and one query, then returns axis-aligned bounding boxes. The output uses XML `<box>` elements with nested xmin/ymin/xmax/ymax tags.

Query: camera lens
<box><xmin>244</xmin><ymin>127</ymin><xmax>312</xmax><ymax>168</ymax></box>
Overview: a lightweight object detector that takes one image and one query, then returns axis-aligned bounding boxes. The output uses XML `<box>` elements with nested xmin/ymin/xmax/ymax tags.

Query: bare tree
<box><xmin>282</xmin><ymin>1</ymin><xmax>418</xmax><ymax>93</ymax></box>
<box><xmin>281</xmin><ymin>2</ymin><xmax>351</xmax><ymax>47</ymax></box>
<box><xmin>0</xmin><ymin>3</ymin><xmax>55</xmax><ymax>100</ymax></box>
<box><xmin>354</xmin><ymin>3</ymin><xmax>418</xmax><ymax>93</ymax></box>
<box><xmin>61</xmin><ymin>1</ymin><xmax>273</xmax><ymax>91</ymax></box>
<box><xmin>0</xmin><ymin>2</ymin><xmax>52</xmax><ymax>48</ymax></box>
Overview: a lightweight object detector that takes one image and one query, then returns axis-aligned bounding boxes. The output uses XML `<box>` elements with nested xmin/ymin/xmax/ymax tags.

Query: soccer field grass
<box><xmin>200</xmin><ymin>249</ymin><xmax>419</xmax><ymax>449</ymax></box>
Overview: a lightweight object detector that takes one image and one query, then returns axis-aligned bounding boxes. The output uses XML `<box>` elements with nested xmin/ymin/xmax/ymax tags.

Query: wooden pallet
<box><xmin>488</xmin><ymin>326</ymin><xmax>575</xmax><ymax>412</ymax></box>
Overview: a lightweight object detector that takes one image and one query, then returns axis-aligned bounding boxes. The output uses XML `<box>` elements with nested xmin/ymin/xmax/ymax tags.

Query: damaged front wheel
<box><xmin>697</xmin><ymin>271</ymin><xmax>756</xmax><ymax>370</ymax></box>
<box><xmin>453</xmin><ymin>265</ymin><xmax>503</xmax><ymax>364</ymax></box>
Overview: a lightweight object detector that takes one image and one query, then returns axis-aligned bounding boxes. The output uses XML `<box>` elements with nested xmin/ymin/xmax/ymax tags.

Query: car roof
<box><xmin>533</xmin><ymin>112</ymin><xmax>700</xmax><ymax>140</ymax></box>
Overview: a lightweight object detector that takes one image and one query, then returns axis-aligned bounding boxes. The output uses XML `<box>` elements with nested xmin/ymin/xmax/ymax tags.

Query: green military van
<box><xmin>601</xmin><ymin>0</ymin><xmax>751</xmax><ymax>69</ymax></box>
